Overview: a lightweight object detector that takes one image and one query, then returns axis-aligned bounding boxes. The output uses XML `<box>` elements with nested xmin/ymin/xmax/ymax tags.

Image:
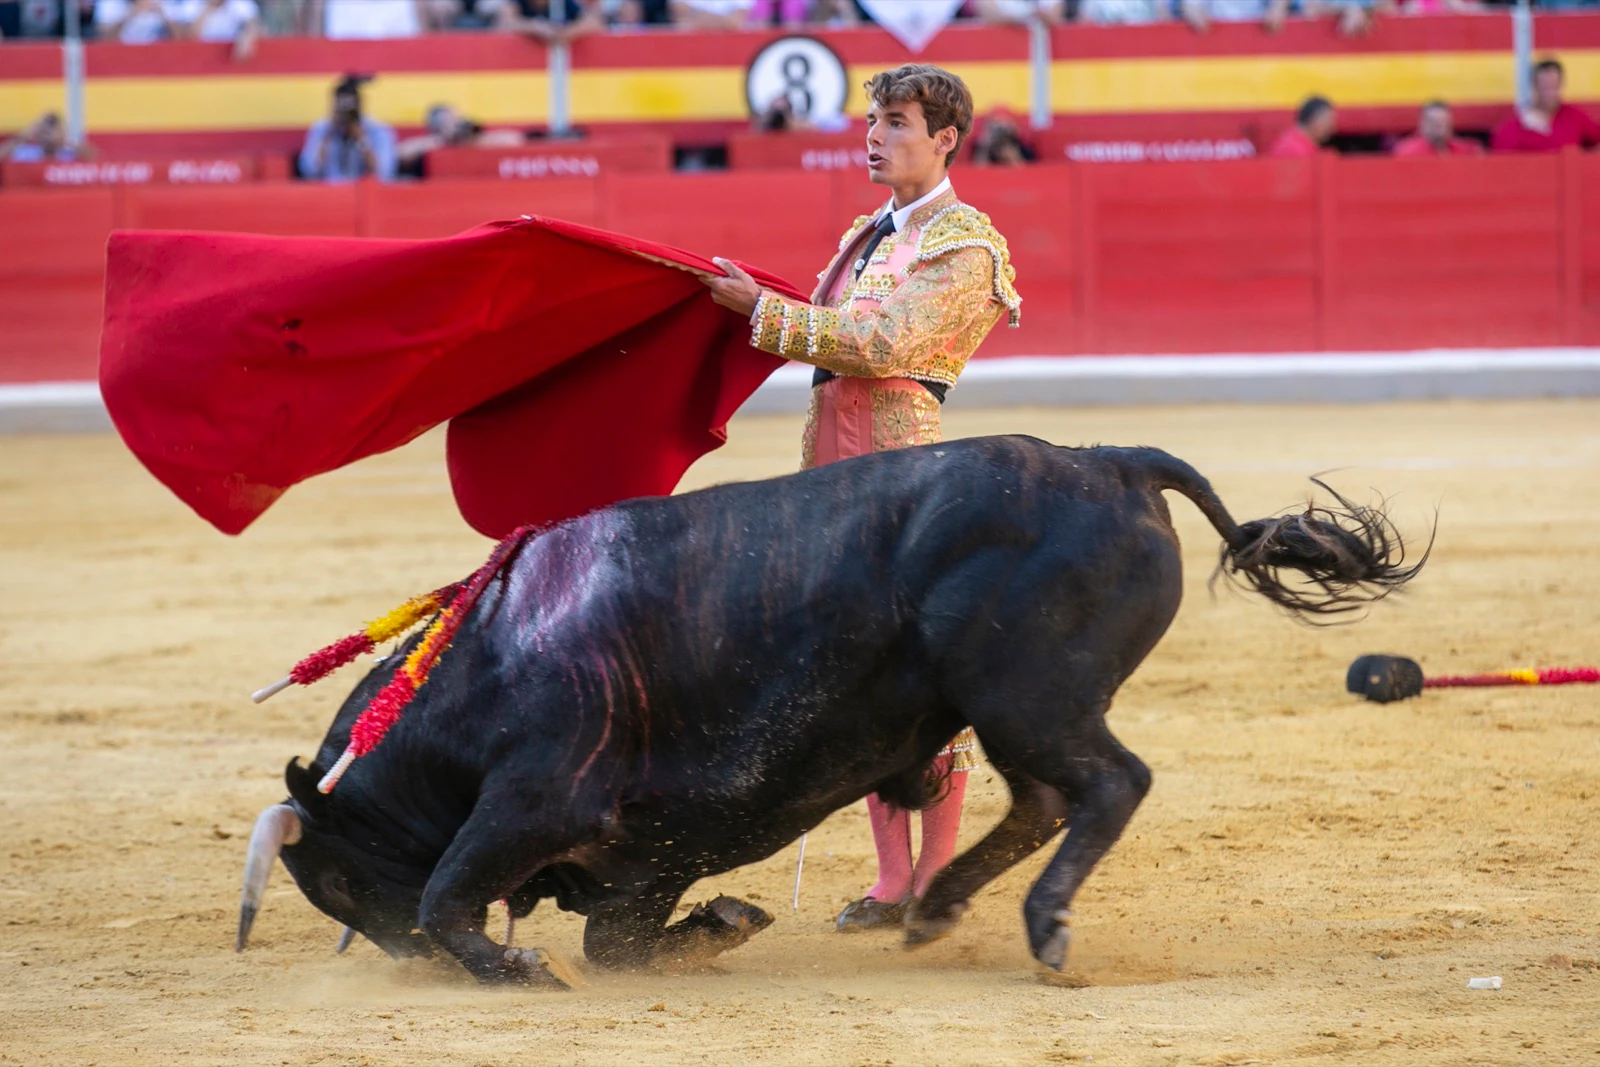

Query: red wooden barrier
<box><xmin>4</xmin><ymin>153</ymin><xmax>1596</xmax><ymax>384</ymax></box>
<box><xmin>426</xmin><ymin>136</ymin><xmax>672</xmax><ymax>180</ymax></box>
<box><xmin>727</xmin><ymin>132</ymin><xmax>867</xmax><ymax>172</ymax></box>
<box><xmin>1</xmin><ymin>157</ymin><xmax>258</xmax><ymax>188</ymax></box>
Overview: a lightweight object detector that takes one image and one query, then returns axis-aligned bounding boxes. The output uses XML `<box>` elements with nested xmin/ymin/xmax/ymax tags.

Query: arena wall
<box><xmin>3</xmin><ymin>153</ymin><xmax>1599</xmax><ymax>388</ymax></box>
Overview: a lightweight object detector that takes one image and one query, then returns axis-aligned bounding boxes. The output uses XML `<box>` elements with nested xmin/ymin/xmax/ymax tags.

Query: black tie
<box><xmin>814</xmin><ymin>213</ymin><xmax>900</xmax><ymax>392</ymax></box>
<box><xmin>853</xmin><ymin>212</ymin><xmax>897</xmax><ymax>279</ymax></box>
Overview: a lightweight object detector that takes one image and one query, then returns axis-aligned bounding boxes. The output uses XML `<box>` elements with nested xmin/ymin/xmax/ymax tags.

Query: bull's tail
<box><xmin>1137</xmin><ymin>449</ymin><xmax>1429</xmax><ymax>621</ymax></box>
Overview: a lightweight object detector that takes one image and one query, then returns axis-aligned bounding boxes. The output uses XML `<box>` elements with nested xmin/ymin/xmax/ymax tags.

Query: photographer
<box><xmin>298</xmin><ymin>76</ymin><xmax>398</xmax><ymax>183</ymax></box>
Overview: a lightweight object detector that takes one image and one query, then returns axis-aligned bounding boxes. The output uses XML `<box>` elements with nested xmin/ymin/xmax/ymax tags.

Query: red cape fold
<box><xmin>98</xmin><ymin>216</ymin><xmax>804</xmax><ymax>538</ymax></box>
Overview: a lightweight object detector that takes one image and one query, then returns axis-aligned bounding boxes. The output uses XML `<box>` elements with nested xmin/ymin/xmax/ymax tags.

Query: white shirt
<box><xmin>324</xmin><ymin>0</ymin><xmax>421</xmax><ymax>39</ymax></box>
<box><xmin>95</xmin><ymin>0</ymin><xmax>182</xmax><ymax>43</ymax></box>
<box><xmin>884</xmin><ymin>175</ymin><xmax>952</xmax><ymax>233</ymax></box>
<box><xmin>170</xmin><ymin>0</ymin><xmax>259</xmax><ymax>40</ymax></box>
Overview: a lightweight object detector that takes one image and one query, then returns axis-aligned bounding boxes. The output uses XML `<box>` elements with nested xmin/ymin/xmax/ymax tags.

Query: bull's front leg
<box><xmin>417</xmin><ymin>795</ymin><xmax>584</xmax><ymax>987</ymax></box>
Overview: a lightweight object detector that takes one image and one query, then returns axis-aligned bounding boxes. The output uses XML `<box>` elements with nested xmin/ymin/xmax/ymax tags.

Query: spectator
<box><xmin>1268</xmin><ymin>95</ymin><xmax>1336</xmax><ymax>157</ymax></box>
<box><xmin>1392</xmin><ymin>100</ymin><xmax>1484</xmax><ymax>157</ymax></box>
<box><xmin>1078</xmin><ymin>0</ymin><xmax>1168</xmax><ymax>22</ymax></box>
<box><xmin>1402</xmin><ymin>0</ymin><xmax>1482</xmax><ymax>12</ymax></box>
<box><xmin>670</xmin><ymin>0</ymin><xmax>752</xmax><ymax>27</ymax></box>
<box><xmin>607</xmin><ymin>0</ymin><xmax>672</xmax><ymax>25</ymax></box>
<box><xmin>489</xmin><ymin>0</ymin><xmax>604</xmax><ymax>38</ymax></box>
<box><xmin>805</xmin><ymin>0</ymin><xmax>856</xmax><ymax>25</ymax></box>
<box><xmin>94</xmin><ymin>0</ymin><xmax>181</xmax><ymax>42</ymax></box>
<box><xmin>1</xmin><ymin>112</ymin><xmax>95</xmax><ymax>162</ymax></box>
<box><xmin>309</xmin><ymin>0</ymin><xmax>428</xmax><ymax>38</ymax></box>
<box><xmin>748</xmin><ymin>0</ymin><xmax>806</xmax><ymax>24</ymax></box>
<box><xmin>970</xmin><ymin>111</ymin><xmax>1036</xmax><ymax>165</ymax></box>
<box><xmin>298</xmin><ymin>76</ymin><xmax>398</xmax><ymax>182</ymax></box>
<box><xmin>1300</xmin><ymin>0</ymin><xmax>1394</xmax><ymax>37</ymax></box>
<box><xmin>171</xmin><ymin>0</ymin><xmax>259</xmax><ymax>60</ymax></box>
<box><xmin>1179</xmin><ymin>0</ymin><xmax>1291</xmax><ymax>33</ymax></box>
<box><xmin>2</xmin><ymin>0</ymin><xmax>95</xmax><ymax>37</ymax></box>
<box><xmin>396</xmin><ymin>103</ymin><xmax>524</xmax><ymax>175</ymax></box>
<box><xmin>1492</xmin><ymin>58</ymin><xmax>1600</xmax><ymax>153</ymax></box>
<box><xmin>974</xmin><ymin>0</ymin><xmax>1066</xmax><ymax>25</ymax></box>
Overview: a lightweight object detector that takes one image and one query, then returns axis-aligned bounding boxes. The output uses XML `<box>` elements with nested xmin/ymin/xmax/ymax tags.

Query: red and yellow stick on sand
<box><xmin>251</xmin><ymin>527</ymin><xmax>533</xmax><ymax>793</ymax></box>
<box><xmin>1348</xmin><ymin>655</ymin><xmax>1600</xmax><ymax>703</ymax></box>
<box><xmin>1424</xmin><ymin>666</ymin><xmax>1600</xmax><ymax>688</ymax></box>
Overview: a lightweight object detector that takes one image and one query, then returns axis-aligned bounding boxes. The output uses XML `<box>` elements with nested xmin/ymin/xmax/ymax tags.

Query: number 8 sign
<box><xmin>745</xmin><ymin>36</ymin><xmax>850</xmax><ymax>126</ymax></box>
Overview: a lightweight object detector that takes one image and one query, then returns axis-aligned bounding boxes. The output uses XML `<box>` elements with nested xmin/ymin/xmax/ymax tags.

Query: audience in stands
<box><xmin>172</xmin><ymin>0</ymin><xmax>259</xmax><ymax>57</ymax></box>
<box><xmin>1402</xmin><ymin>0</ymin><xmax>1485</xmax><ymax>12</ymax></box>
<box><xmin>669</xmin><ymin>0</ymin><xmax>752</xmax><ymax>28</ymax></box>
<box><xmin>397</xmin><ymin>103</ymin><xmax>524</xmax><ymax>175</ymax></box>
<box><xmin>489</xmin><ymin>0</ymin><xmax>604</xmax><ymax>37</ymax></box>
<box><xmin>94</xmin><ymin>0</ymin><xmax>181</xmax><ymax>42</ymax></box>
<box><xmin>1298</xmin><ymin>0</ymin><xmax>1391</xmax><ymax>36</ymax></box>
<box><xmin>1268</xmin><ymin>95</ymin><xmax>1336</xmax><ymax>157</ymax></box>
<box><xmin>307</xmin><ymin>0</ymin><xmax>454</xmax><ymax>38</ymax></box>
<box><xmin>747</xmin><ymin>0</ymin><xmax>857</xmax><ymax>25</ymax></box>
<box><xmin>1077</xmin><ymin>0</ymin><xmax>1169</xmax><ymax>23</ymax></box>
<box><xmin>299</xmin><ymin>75</ymin><xmax>398</xmax><ymax>181</ymax></box>
<box><xmin>1392</xmin><ymin>100</ymin><xmax>1483</xmax><ymax>156</ymax></box>
<box><xmin>970</xmin><ymin>111</ymin><xmax>1037</xmax><ymax>165</ymax></box>
<box><xmin>1180</xmin><ymin>0</ymin><xmax>1290</xmax><ymax>33</ymax></box>
<box><xmin>974</xmin><ymin>0</ymin><xmax>1067</xmax><ymax>25</ymax></box>
<box><xmin>1492</xmin><ymin>57</ymin><xmax>1600</xmax><ymax>152</ymax></box>
<box><xmin>1</xmin><ymin>111</ymin><xmax>95</xmax><ymax>161</ymax></box>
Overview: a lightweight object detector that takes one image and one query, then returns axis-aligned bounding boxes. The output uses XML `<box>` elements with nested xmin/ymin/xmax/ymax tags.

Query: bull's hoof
<box><xmin>656</xmin><ymin>895</ymin><xmax>774</xmax><ymax>966</ymax></box>
<box><xmin>1032</xmin><ymin>910</ymin><xmax>1073</xmax><ymax>972</ymax></box>
<box><xmin>834</xmin><ymin>896</ymin><xmax>907</xmax><ymax>933</ymax></box>
<box><xmin>903</xmin><ymin>900</ymin><xmax>967</xmax><ymax>948</ymax></box>
<box><xmin>500</xmin><ymin>947</ymin><xmax>585</xmax><ymax>989</ymax></box>
<box><xmin>695</xmin><ymin>895</ymin><xmax>774</xmax><ymax>941</ymax></box>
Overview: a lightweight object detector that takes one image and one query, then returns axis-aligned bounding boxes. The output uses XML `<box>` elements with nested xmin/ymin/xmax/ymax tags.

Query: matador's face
<box><xmin>865</xmin><ymin>100</ymin><xmax>955</xmax><ymax>192</ymax></box>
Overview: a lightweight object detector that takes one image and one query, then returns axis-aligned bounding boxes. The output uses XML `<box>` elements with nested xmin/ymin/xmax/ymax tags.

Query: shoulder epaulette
<box><xmin>915</xmin><ymin>203</ymin><xmax>1022</xmax><ymax>327</ymax></box>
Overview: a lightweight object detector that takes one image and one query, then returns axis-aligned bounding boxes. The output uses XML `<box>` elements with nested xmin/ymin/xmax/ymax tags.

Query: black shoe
<box><xmin>834</xmin><ymin>896</ymin><xmax>908</xmax><ymax>932</ymax></box>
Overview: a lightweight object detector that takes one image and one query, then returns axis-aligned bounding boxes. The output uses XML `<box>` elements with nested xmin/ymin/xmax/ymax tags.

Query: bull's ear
<box><xmin>284</xmin><ymin>757</ymin><xmax>326</xmax><ymax>815</ymax></box>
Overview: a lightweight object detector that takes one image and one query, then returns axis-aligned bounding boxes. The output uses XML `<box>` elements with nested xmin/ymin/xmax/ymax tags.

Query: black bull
<box><xmin>237</xmin><ymin>436</ymin><xmax>1423</xmax><ymax>985</ymax></box>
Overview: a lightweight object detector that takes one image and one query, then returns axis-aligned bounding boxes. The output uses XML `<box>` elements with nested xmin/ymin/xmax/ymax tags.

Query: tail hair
<box><xmin>1212</xmin><ymin>479</ymin><xmax>1431</xmax><ymax>622</ymax></box>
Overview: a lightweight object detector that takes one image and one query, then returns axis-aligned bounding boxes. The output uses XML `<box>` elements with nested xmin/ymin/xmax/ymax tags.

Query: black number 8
<box><xmin>781</xmin><ymin>53</ymin><xmax>813</xmax><ymax>118</ymax></box>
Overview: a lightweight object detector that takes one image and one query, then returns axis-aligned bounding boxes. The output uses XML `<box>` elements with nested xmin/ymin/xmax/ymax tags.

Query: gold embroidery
<box><xmin>743</xmin><ymin>197</ymin><xmax>1019</xmax><ymax>388</ymax></box>
<box><xmin>799</xmin><ymin>388</ymin><xmax>822</xmax><ymax>470</ymax></box>
<box><xmin>869</xmin><ymin>387</ymin><xmax>941</xmax><ymax>451</ymax></box>
<box><xmin>916</xmin><ymin>204</ymin><xmax>1023</xmax><ymax>327</ymax></box>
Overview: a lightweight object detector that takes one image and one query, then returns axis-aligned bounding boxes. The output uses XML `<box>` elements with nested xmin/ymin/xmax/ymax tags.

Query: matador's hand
<box><xmin>702</xmin><ymin>257</ymin><xmax>762</xmax><ymax>318</ymax></box>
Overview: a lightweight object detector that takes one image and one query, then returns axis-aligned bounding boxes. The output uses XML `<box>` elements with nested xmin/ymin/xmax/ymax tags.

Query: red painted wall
<box><xmin>3</xmin><ymin>152</ymin><xmax>1596</xmax><ymax>385</ymax></box>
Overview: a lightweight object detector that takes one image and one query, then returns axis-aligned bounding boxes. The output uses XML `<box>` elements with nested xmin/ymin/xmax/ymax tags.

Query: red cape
<box><xmin>99</xmin><ymin>216</ymin><xmax>805</xmax><ymax>538</ymax></box>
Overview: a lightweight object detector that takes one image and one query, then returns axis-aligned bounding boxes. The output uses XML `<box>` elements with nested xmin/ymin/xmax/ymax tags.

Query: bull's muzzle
<box><xmin>236</xmin><ymin>803</ymin><xmax>302</xmax><ymax>952</ymax></box>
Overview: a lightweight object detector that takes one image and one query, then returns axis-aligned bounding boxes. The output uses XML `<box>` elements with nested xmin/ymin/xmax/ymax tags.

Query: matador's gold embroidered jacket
<box><xmin>747</xmin><ymin>185</ymin><xmax>1020</xmax><ymax>468</ymax></box>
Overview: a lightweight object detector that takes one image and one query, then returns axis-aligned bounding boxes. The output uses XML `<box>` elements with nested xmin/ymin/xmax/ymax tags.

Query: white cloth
<box><xmin>94</xmin><ymin>0</ymin><xmax>181</xmax><ymax>43</ymax></box>
<box><xmin>323</xmin><ymin>0</ymin><xmax>421</xmax><ymax>39</ymax></box>
<box><xmin>886</xmin><ymin>175</ymin><xmax>952</xmax><ymax>232</ymax></box>
<box><xmin>170</xmin><ymin>0</ymin><xmax>259</xmax><ymax>39</ymax></box>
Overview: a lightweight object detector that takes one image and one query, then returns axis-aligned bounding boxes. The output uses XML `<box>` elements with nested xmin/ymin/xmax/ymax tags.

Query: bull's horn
<box><xmin>251</xmin><ymin>676</ymin><xmax>293</xmax><ymax>704</ymax></box>
<box><xmin>335</xmin><ymin>926</ymin><xmax>356</xmax><ymax>954</ymax></box>
<box><xmin>236</xmin><ymin>803</ymin><xmax>303</xmax><ymax>953</ymax></box>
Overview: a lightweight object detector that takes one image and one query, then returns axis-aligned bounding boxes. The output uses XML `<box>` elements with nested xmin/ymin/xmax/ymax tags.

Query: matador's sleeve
<box><xmin>747</xmin><ymin>246</ymin><xmax>1002</xmax><ymax>379</ymax></box>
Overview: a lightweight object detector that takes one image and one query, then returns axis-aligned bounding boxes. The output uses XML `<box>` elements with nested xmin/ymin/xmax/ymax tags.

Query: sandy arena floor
<box><xmin>2</xmin><ymin>399</ymin><xmax>1598</xmax><ymax>1066</ymax></box>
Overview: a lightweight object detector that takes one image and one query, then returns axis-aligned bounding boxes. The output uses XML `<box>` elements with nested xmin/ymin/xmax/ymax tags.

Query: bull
<box><xmin>236</xmin><ymin>436</ymin><xmax>1423</xmax><ymax>986</ymax></box>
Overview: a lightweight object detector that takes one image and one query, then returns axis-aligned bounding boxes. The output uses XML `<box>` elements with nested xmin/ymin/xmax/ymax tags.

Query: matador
<box><xmin>704</xmin><ymin>64</ymin><xmax>1021</xmax><ymax>932</ymax></box>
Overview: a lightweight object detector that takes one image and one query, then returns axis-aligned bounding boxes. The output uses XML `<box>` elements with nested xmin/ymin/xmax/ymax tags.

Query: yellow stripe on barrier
<box><xmin>0</xmin><ymin>71</ymin><xmax>549</xmax><ymax>132</ymax></box>
<box><xmin>3</xmin><ymin>50</ymin><xmax>1597</xmax><ymax>133</ymax></box>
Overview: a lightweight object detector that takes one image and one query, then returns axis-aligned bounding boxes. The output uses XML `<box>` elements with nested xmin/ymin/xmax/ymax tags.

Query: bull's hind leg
<box><xmin>1010</xmin><ymin>711</ymin><xmax>1150</xmax><ymax>970</ymax></box>
<box><xmin>904</xmin><ymin>749</ymin><xmax>1070</xmax><ymax>947</ymax></box>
